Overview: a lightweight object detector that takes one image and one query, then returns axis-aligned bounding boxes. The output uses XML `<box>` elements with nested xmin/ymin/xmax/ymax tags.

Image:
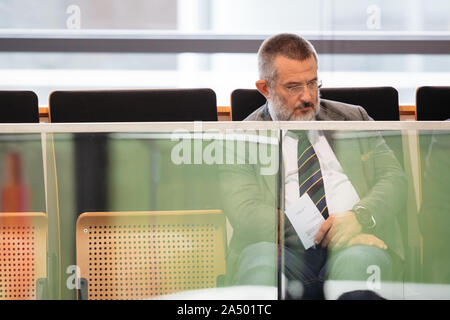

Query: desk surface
<box><xmin>152</xmin><ymin>285</ymin><xmax>277</xmax><ymax>300</ymax></box>
<box><xmin>151</xmin><ymin>281</ymin><xmax>450</xmax><ymax>300</ymax></box>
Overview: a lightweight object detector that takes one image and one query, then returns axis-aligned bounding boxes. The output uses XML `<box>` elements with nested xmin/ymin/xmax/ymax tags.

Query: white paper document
<box><xmin>285</xmin><ymin>193</ymin><xmax>325</xmax><ymax>250</ymax></box>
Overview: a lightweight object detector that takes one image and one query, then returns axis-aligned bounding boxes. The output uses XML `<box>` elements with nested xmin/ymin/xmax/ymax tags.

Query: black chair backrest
<box><xmin>0</xmin><ymin>91</ymin><xmax>39</xmax><ymax>123</ymax></box>
<box><xmin>231</xmin><ymin>86</ymin><xmax>399</xmax><ymax>121</ymax></box>
<box><xmin>231</xmin><ymin>89</ymin><xmax>267</xmax><ymax>121</ymax></box>
<box><xmin>49</xmin><ymin>88</ymin><xmax>218</xmax><ymax>122</ymax></box>
<box><xmin>320</xmin><ymin>87</ymin><xmax>399</xmax><ymax>121</ymax></box>
<box><xmin>416</xmin><ymin>86</ymin><xmax>450</xmax><ymax>121</ymax></box>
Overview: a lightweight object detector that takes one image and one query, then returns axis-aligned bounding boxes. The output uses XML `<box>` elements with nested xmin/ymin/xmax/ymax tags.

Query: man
<box><xmin>219</xmin><ymin>33</ymin><xmax>406</xmax><ymax>299</ymax></box>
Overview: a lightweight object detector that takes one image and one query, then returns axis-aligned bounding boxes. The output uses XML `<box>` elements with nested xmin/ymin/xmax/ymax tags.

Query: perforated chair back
<box><xmin>49</xmin><ymin>88</ymin><xmax>218</xmax><ymax>122</ymax></box>
<box><xmin>0</xmin><ymin>91</ymin><xmax>39</xmax><ymax>123</ymax></box>
<box><xmin>231</xmin><ymin>87</ymin><xmax>400</xmax><ymax>121</ymax></box>
<box><xmin>76</xmin><ymin>210</ymin><xmax>227</xmax><ymax>300</ymax></box>
<box><xmin>416</xmin><ymin>86</ymin><xmax>450</xmax><ymax>121</ymax></box>
<box><xmin>0</xmin><ymin>212</ymin><xmax>47</xmax><ymax>300</ymax></box>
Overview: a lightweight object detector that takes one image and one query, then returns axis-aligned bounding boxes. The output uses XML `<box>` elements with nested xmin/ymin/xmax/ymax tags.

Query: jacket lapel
<box><xmin>257</xmin><ymin>103</ymin><xmax>279</xmax><ymax>201</ymax></box>
<box><xmin>317</xmin><ymin>100</ymin><xmax>345</xmax><ymax>152</ymax></box>
<box><xmin>317</xmin><ymin>100</ymin><xmax>370</xmax><ymax>198</ymax></box>
<box><xmin>260</xmin><ymin>102</ymin><xmax>272</xmax><ymax>121</ymax></box>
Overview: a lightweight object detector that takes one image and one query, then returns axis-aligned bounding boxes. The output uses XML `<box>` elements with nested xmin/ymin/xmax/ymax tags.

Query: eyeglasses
<box><xmin>281</xmin><ymin>79</ymin><xmax>322</xmax><ymax>96</ymax></box>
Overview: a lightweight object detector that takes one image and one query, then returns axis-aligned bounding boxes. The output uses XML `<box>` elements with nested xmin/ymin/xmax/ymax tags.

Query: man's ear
<box><xmin>256</xmin><ymin>80</ymin><xmax>270</xmax><ymax>99</ymax></box>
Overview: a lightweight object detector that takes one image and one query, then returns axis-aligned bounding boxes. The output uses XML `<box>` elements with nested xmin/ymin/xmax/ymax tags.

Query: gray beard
<box><xmin>268</xmin><ymin>93</ymin><xmax>320</xmax><ymax>121</ymax></box>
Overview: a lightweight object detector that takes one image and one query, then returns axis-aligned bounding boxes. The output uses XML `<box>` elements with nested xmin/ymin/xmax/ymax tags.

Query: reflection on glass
<box><xmin>1</xmin><ymin>151</ymin><xmax>30</xmax><ymax>211</ymax></box>
<box><xmin>282</xmin><ymin>130</ymin><xmax>407</xmax><ymax>300</ymax></box>
<box><xmin>218</xmin><ymin>130</ymin><xmax>279</xmax><ymax>288</ymax></box>
<box><xmin>51</xmin><ymin>130</ymin><xmax>279</xmax><ymax>300</ymax></box>
<box><xmin>0</xmin><ymin>134</ymin><xmax>46</xmax><ymax>300</ymax></box>
<box><xmin>419</xmin><ymin>130</ymin><xmax>450</xmax><ymax>284</ymax></box>
<box><xmin>0</xmin><ymin>134</ymin><xmax>45</xmax><ymax>212</ymax></box>
<box><xmin>2</xmin><ymin>127</ymin><xmax>450</xmax><ymax>300</ymax></box>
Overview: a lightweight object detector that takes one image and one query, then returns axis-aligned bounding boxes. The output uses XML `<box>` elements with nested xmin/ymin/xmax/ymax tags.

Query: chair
<box><xmin>415</xmin><ymin>87</ymin><xmax>450</xmax><ymax>169</ymax></box>
<box><xmin>230</xmin><ymin>87</ymin><xmax>399</xmax><ymax>121</ymax></box>
<box><xmin>415</xmin><ymin>86</ymin><xmax>450</xmax><ymax>282</ymax></box>
<box><xmin>0</xmin><ymin>91</ymin><xmax>39</xmax><ymax>123</ymax></box>
<box><xmin>416</xmin><ymin>86</ymin><xmax>450</xmax><ymax>121</ymax></box>
<box><xmin>231</xmin><ymin>89</ymin><xmax>266</xmax><ymax>121</ymax></box>
<box><xmin>48</xmin><ymin>88</ymin><xmax>218</xmax><ymax>218</ymax></box>
<box><xmin>49</xmin><ymin>88</ymin><xmax>218</xmax><ymax>122</ymax></box>
<box><xmin>231</xmin><ymin>86</ymin><xmax>404</xmax><ymax>168</ymax></box>
<box><xmin>75</xmin><ymin>210</ymin><xmax>227</xmax><ymax>300</ymax></box>
<box><xmin>416</xmin><ymin>86</ymin><xmax>450</xmax><ymax>223</ymax></box>
<box><xmin>320</xmin><ymin>87</ymin><xmax>399</xmax><ymax>121</ymax></box>
<box><xmin>231</xmin><ymin>86</ymin><xmax>413</xmax><ymax>281</ymax></box>
<box><xmin>0</xmin><ymin>212</ymin><xmax>47</xmax><ymax>300</ymax></box>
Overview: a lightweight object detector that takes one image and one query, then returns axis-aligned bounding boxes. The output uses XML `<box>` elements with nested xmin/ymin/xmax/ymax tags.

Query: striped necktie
<box><xmin>296</xmin><ymin>131</ymin><xmax>329</xmax><ymax>219</ymax></box>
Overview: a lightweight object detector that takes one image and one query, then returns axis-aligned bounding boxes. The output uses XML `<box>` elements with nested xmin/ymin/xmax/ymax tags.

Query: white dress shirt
<box><xmin>283</xmin><ymin>130</ymin><xmax>361</xmax><ymax>215</ymax></box>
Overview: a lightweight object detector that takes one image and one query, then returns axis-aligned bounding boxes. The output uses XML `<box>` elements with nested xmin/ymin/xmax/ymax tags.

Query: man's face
<box><xmin>266</xmin><ymin>55</ymin><xmax>320</xmax><ymax>121</ymax></box>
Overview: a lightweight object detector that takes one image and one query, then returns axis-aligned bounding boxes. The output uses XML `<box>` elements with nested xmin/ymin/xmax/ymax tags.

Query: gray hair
<box><xmin>258</xmin><ymin>33</ymin><xmax>318</xmax><ymax>84</ymax></box>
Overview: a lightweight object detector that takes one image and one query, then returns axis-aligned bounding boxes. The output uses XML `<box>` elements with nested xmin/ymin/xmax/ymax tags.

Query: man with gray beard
<box><xmin>220</xmin><ymin>33</ymin><xmax>406</xmax><ymax>299</ymax></box>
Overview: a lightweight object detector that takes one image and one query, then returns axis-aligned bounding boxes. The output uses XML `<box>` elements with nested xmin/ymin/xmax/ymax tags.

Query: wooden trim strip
<box><xmin>399</xmin><ymin>105</ymin><xmax>416</xmax><ymax>116</ymax></box>
<box><xmin>36</xmin><ymin>105</ymin><xmax>415</xmax><ymax>122</ymax></box>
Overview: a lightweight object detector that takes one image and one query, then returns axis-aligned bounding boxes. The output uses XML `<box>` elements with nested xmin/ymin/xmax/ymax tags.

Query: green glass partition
<box><xmin>1</xmin><ymin>122</ymin><xmax>450</xmax><ymax>300</ymax></box>
<box><xmin>280</xmin><ymin>129</ymin><xmax>412</xmax><ymax>300</ymax></box>
<box><xmin>0</xmin><ymin>133</ymin><xmax>46</xmax><ymax>300</ymax></box>
<box><xmin>418</xmin><ymin>130</ymin><xmax>450</xmax><ymax>285</ymax></box>
<box><xmin>47</xmin><ymin>127</ymin><xmax>280</xmax><ymax>300</ymax></box>
<box><xmin>0</xmin><ymin>134</ymin><xmax>45</xmax><ymax>213</ymax></box>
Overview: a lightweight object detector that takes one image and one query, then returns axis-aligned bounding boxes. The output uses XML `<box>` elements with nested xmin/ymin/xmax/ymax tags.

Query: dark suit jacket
<box><xmin>219</xmin><ymin>99</ymin><xmax>406</xmax><ymax>283</ymax></box>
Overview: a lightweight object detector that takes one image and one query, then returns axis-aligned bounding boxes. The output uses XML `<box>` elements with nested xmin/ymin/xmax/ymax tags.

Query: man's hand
<box><xmin>314</xmin><ymin>211</ymin><xmax>362</xmax><ymax>250</ymax></box>
<box><xmin>346</xmin><ymin>234</ymin><xmax>387</xmax><ymax>250</ymax></box>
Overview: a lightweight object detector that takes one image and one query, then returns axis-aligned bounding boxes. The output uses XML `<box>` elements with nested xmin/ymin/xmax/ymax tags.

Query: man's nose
<box><xmin>299</xmin><ymin>86</ymin><xmax>313</xmax><ymax>103</ymax></box>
